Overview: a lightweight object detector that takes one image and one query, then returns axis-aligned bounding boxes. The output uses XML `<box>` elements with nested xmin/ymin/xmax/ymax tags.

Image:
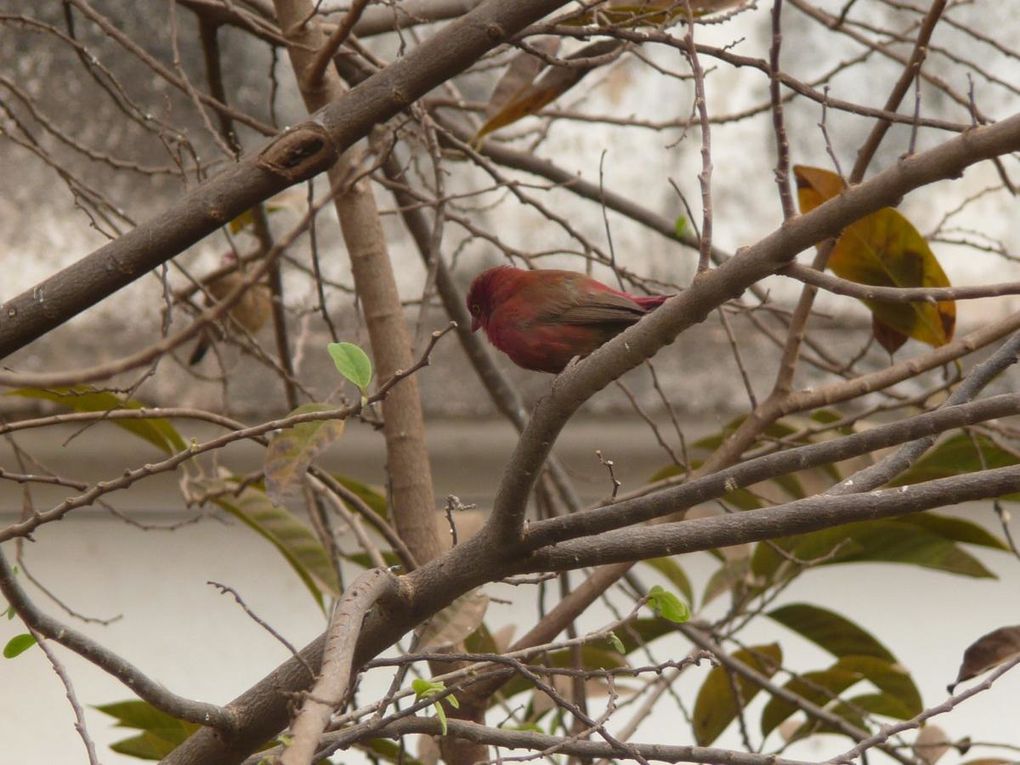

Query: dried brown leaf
<box><xmin>949</xmin><ymin>625</ymin><xmax>1020</xmax><ymax>692</ymax></box>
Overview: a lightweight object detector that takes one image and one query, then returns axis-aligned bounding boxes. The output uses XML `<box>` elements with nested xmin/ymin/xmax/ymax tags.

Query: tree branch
<box><xmin>482</xmin><ymin>110</ymin><xmax>1020</xmax><ymax>544</ymax></box>
<box><xmin>281</xmin><ymin>568</ymin><xmax>397</xmax><ymax>765</ymax></box>
<box><xmin>0</xmin><ymin>546</ymin><xmax>235</xmax><ymax>729</ymax></box>
<box><xmin>522</xmin><ymin>464</ymin><xmax>1020</xmax><ymax>571</ymax></box>
<box><xmin>0</xmin><ymin>0</ymin><xmax>573</xmax><ymax>358</ymax></box>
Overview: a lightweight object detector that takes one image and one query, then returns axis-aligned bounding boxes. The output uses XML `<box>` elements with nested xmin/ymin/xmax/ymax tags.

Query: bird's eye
<box><xmin>470</xmin><ymin>303</ymin><xmax>480</xmax><ymax>315</ymax></box>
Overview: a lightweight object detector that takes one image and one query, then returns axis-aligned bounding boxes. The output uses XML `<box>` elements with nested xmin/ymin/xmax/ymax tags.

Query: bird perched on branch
<box><xmin>466</xmin><ymin>266</ymin><xmax>670</xmax><ymax>373</ymax></box>
<box><xmin>188</xmin><ymin>253</ymin><xmax>272</xmax><ymax>365</ymax></box>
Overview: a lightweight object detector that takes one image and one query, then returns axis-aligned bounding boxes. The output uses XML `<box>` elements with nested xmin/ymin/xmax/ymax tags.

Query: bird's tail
<box><xmin>634</xmin><ymin>294</ymin><xmax>670</xmax><ymax>311</ymax></box>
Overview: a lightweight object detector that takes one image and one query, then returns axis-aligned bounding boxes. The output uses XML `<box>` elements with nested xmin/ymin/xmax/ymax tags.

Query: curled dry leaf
<box><xmin>264</xmin><ymin>403</ymin><xmax>346</xmax><ymax>505</ymax></box>
<box><xmin>949</xmin><ymin>625</ymin><xmax>1020</xmax><ymax>692</ymax></box>
<box><xmin>486</xmin><ymin>37</ymin><xmax>561</xmax><ymax>120</ymax></box>
<box><xmin>475</xmin><ymin>39</ymin><xmax>624</xmax><ymax>141</ymax></box>
<box><xmin>491</xmin><ymin>624</ymin><xmax>516</xmax><ymax>654</ymax></box>
<box><xmin>913</xmin><ymin>724</ymin><xmax>951</xmax><ymax>765</ymax></box>
<box><xmin>417</xmin><ymin>589</ymin><xmax>490</xmax><ymax>650</ymax></box>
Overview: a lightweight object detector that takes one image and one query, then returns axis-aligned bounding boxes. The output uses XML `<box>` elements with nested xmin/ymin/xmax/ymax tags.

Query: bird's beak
<box><xmin>471</xmin><ymin>316</ymin><xmax>481</xmax><ymax>332</ymax></box>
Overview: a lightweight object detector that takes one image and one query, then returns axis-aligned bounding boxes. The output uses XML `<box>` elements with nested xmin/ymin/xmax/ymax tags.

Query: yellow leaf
<box><xmin>835</xmin><ymin>208</ymin><xmax>955</xmax><ymax>348</ymax></box>
<box><xmin>792</xmin><ymin>165</ymin><xmax>955</xmax><ymax>351</ymax></box>
<box><xmin>793</xmin><ymin>164</ymin><xmax>846</xmax><ymax>212</ymax></box>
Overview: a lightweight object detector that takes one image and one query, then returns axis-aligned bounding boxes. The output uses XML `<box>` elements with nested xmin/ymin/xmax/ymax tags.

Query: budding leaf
<box><xmin>3</xmin><ymin>633</ymin><xmax>37</xmax><ymax>659</ymax></box>
<box><xmin>327</xmin><ymin>342</ymin><xmax>373</xmax><ymax>394</ymax></box>
<box><xmin>647</xmin><ymin>585</ymin><xmax>690</xmax><ymax>624</ymax></box>
<box><xmin>412</xmin><ymin>678</ymin><xmax>446</xmax><ymax>699</ymax></box>
<box><xmin>607</xmin><ymin>631</ymin><xmax>626</xmax><ymax>653</ymax></box>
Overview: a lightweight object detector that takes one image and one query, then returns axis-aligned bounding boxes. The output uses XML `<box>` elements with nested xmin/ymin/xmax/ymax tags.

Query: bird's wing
<box><xmin>544</xmin><ymin>290</ymin><xmax>647</xmax><ymax>325</ymax></box>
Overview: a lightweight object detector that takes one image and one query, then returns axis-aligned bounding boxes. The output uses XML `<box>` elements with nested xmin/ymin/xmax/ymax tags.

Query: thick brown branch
<box><xmin>523</xmin><ymin>392</ymin><xmax>1020</xmax><ymax>548</ymax></box>
<box><xmin>0</xmin><ymin>0</ymin><xmax>573</xmax><ymax>359</ymax></box>
<box><xmin>281</xmin><ymin>568</ymin><xmax>396</xmax><ymax>765</ymax></box>
<box><xmin>522</xmin><ymin>464</ymin><xmax>1020</xmax><ymax>571</ymax></box>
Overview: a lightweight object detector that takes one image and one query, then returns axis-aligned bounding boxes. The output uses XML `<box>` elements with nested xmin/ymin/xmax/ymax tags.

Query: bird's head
<box><xmin>466</xmin><ymin>266</ymin><xmax>514</xmax><ymax>332</ymax></box>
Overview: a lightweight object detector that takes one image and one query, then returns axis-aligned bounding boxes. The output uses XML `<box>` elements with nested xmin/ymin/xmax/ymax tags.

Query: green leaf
<box><xmin>674</xmin><ymin>215</ymin><xmax>687</xmax><ymax>239</ymax></box>
<box><xmin>359</xmin><ymin>739</ymin><xmax>425</xmax><ymax>765</ymax></box>
<box><xmin>843</xmin><ymin>691</ymin><xmax>916</xmax><ymax>718</ymax></box>
<box><xmin>264</xmin><ymin>403</ymin><xmax>346</xmax><ymax>504</ymax></box>
<box><xmin>96</xmin><ymin>700</ymin><xmax>200</xmax><ymax>760</ymax></box>
<box><xmin>642</xmin><ymin>557</ymin><xmax>694</xmax><ymax>605</ymax></box>
<box><xmin>333</xmin><ymin>474</ymin><xmax>389</xmax><ymax>520</ymax></box>
<box><xmin>646</xmin><ymin>585</ymin><xmax>690</xmax><ymax>624</ymax></box>
<box><xmin>412</xmin><ymin>678</ymin><xmax>446</xmax><ymax>699</ymax></box>
<box><xmin>434</xmin><ymin>700</ymin><xmax>448</xmax><ymax>735</ymax></box>
<box><xmin>834</xmin><ymin>656</ymin><xmax>921</xmax><ymax>715</ymax></box>
<box><xmin>760</xmin><ymin>666</ymin><xmax>864</xmax><ymax>738</ymax></box>
<box><xmin>8</xmin><ymin>386</ymin><xmax>185</xmax><ymax>454</ymax></box>
<box><xmin>109</xmin><ymin>732</ymin><xmax>178</xmax><ymax>760</ymax></box>
<box><xmin>751</xmin><ymin>519</ymin><xmax>996</xmax><ymax>582</ymax></box>
<box><xmin>607</xmin><ymin>631</ymin><xmax>626</xmax><ymax>654</ymax></box>
<box><xmin>762</xmin><ymin>657</ymin><xmax>920</xmax><ymax>743</ymax></box>
<box><xmin>891</xmin><ymin>433</ymin><xmax>1020</xmax><ymax>503</ymax></box>
<box><xmin>3</xmin><ymin>632</ymin><xmax>36</xmax><ymax>658</ymax></box>
<box><xmin>214</xmin><ymin>485</ymin><xmax>339</xmax><ymax>605</ymax></box>
<box><xmin>693</xmin><ymin>643</ymin><xmax>782</xmax><ymax>745</ymax></box>
<box><xmin>327</xmin><ymin>342</ymin><xmax>373</xmax><ymax>393</ymax></box>
<box><xmin>899</xmin><ymin>513</ymin><xmax>1009</xmax><ymax>550</ymax></box>
<box><xmin>767</xmin><ymin>603</ymin><xmax>896</xmax><ymax>662</ymax></box>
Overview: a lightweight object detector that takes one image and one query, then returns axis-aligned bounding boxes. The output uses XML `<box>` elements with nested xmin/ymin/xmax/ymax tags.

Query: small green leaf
<box><xmin>5</xmin><ymin>604</ymin><xmax>15</xmax><ymax>620</ymax></box>
<box><xmin>646</xmin><ymin>585</ymin><xmax>690</xmax><ymax>624</ymax></box>
<box><xmin>607</xmin><ymin>631</ymin><xmax>626</xmax><ymax>654</ymax></box>
<box><xmin>411</xmin><ymin>678</ymin><xmax>455</xmax><ymax>734</ymax></box>
<box><xmin>434</xmin><ymin>701</ymin><xmax>448</xmax><ymax>735</ymax></box>
<box><xmin>412</xmin><ymin>678</ymin><xmax>446</xmax><ymax>699</ymax></box>
<box><xmin>327</xmin><ymin>342</ymin><xmax>373</xmax><ymax>393</ymax></box>
<box><xmin>3</xmin><ymin>633</ymin><xmax>36</xmax><ymax>658</ymax></box>
<box><xmin>674</xmin><ymin>215</ymin><xmax>687</xmax><ymax>239</ymax></box>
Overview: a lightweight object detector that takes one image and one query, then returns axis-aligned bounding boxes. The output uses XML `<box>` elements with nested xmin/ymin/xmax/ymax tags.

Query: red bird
<box><xmin>465</xmin><ymin>266</ymin><xmax>670</xmax><ymax>373</ymax></box>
